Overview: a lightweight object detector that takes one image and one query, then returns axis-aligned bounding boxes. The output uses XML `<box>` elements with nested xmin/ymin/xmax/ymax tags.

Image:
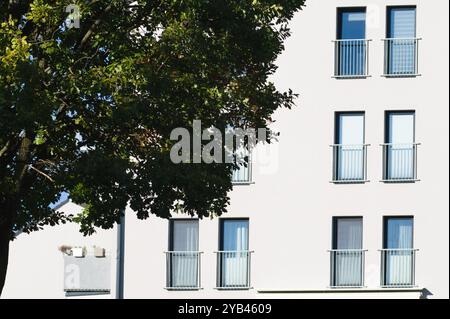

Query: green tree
<box><xmin>0</xmin><ymin>0</ymin><xmax>304</xmax><ymax>295</ymax></box>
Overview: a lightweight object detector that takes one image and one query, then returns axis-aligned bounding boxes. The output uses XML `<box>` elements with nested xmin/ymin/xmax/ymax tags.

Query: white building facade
<box><xmin>3</xmin><ymin>0</ymin><xmax>449</xmax><ymax>299</ymax></box>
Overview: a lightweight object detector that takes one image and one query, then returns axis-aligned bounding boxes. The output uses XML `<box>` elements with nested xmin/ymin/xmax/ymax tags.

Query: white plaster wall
<box><xmin>3</xmin><ymin>0</ymin><xmax>448</xmax><ymax>299</ymax></box>
<box><xmin>3</xmin><ymin>201</ymin><xmax>116</xmax><ymax>299</ymax></box>
<box><xmin>123</xmin><ymin>0</ymin><xmax>449</xmax><ymax>299</ymax></box>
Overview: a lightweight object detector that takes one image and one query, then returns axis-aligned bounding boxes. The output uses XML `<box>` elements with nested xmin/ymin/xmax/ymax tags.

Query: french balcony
<box><xmin>331</xmin><ymin>144</ymin><xmax>369</xmax><ymax>183</ymax></box>
<box><xmin>333</xmin><ymin>39</ymin><xmax>371</xmax><ymax>78</ymax></box>
<box><xmin>329</xmin><ymin>249</ymin><xmax>366</xmax><ymax>288</ymax></box>
<box><xmin>216</xmin><ymin>251</ymin><xmax>253</xmax><ymax>289</ymax></box>
<box><xmin>381</xmin><ymin>143</ymin><xmax>419</xmax><ymax>182</ymax></box>
<box><xmin>165</xmin><ymin>251</ymin><xmax>202</xmax><ymax>290</ymax></box>
<box><xmin>380</xmin><ymin>249</ymin><xmax>418</xmax><ymax>287</ymax></box>
<box><xmin>383</xmin><ymin>38</ymin><xmax>421</xmax><ymax>77</ymax></box>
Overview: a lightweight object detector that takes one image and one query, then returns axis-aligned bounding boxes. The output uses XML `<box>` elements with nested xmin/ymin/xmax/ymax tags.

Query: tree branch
<box><xmin>78</xmin><ymin>4</ymin><xmax>113</xmax><ymax>49</ymax></box>
<box><xmin>27</xmin><ymin>165</ymin><xmax>55</xmax><ymax>183</ymax></box>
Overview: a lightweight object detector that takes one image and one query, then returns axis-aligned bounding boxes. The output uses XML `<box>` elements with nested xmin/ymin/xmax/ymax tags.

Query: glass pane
<box><xmin>338</xmin><ymin>113</ymin><xmax>364</xmax><ymax>145</ymax></box>
<box><xmin>335</xmin><ymin>218</ymin><xmax>363</xmax><ymax>249</ymax></box>
<box><xmin>339</xmin><ymin>10</ymin><xmax>366</xmax><ymax>39</ymax></box>
<box><xmin>387</xmin><ymin>112</ymin><xmax>415</xmax><ymax>144</ymax></box>
<box><xmin>221</xmin><ymin>220</ymin><xmax>249</xmax><ymax>251</ymax></box>
<box><xmin>388</xmin><ymin>7</ymin><xmax>416</xmax><ymax>38</ymax></box>
<box><xmin>385</xmin><ymin>217</ymin><xmax>413</xmax><ymax>249</ymax></box>
<box><xmin>171</xmin><ymin>220</ymin><xmax>199</xmax><ymax>251</ymax></box>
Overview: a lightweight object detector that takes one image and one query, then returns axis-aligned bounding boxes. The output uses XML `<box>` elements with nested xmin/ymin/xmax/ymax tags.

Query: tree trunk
<box><xmin>0</xmin><ymin>221</ymin><xmax>11</xmax><ymax>296</ymax></box>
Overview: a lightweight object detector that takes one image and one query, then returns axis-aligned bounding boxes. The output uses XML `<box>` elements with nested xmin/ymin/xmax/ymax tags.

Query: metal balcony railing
<box><xmin>329</xmin><ymin>249</ymin><xmax>366</xmax><ymax>288</ymax></box>
<box><xmin>216</xmin><ymin>251</ymin><xmax>253</xmax><ymax>289</ymax></box>
<box><xmin>383</xmin><ymin>38</ymin><xmax>421</xmax><ymax>76</ymax></box>
<box><xmin>331</xmin><ymin>144</ymin><xmax>369</xmax><ymax>183</ymax></box>
<box><xmin>380</xmin><ymin>249</ymin><xmax>418</xmax><ymax>287</ymax></box>
<box><xmin>381</xmin><ymin>143</ymin><xmax>419</xmax><ymax>182</ymax></box>
<box><xmin>165</xmin><ymin>251</ymin><xmax>202</xmax><ymax>290</ymax></box>
<box><xmin>333</xmin><ymin>39</ymin><xmax>371</xmax><ymax>78</ymax></box>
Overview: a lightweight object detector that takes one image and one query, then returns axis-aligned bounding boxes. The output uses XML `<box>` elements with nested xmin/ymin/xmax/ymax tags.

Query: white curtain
<box><xmin>334</xmin><ymin>218</ymin><xmax>363</xmax><ymax>286</ymax></box>
<box><xmin>386</xmin><ymin>218</ymin><xmax>413</xmax><ymax>286</ymax></box>
<box><xmin>221</xmin><ymin>220</ymin><xmax>249</xmax><ymax>287</ymax></box>
<box><xmin>171</xmin><ymin>220</ymin><xmax>199</xmax><ymax>288</ymax></box>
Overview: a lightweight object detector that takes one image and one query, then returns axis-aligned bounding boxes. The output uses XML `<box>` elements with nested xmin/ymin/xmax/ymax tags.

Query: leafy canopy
<box><xmin>0</xmin><ymin>0</ymin><xmax>304</xmax><ymax>235</ymax></box>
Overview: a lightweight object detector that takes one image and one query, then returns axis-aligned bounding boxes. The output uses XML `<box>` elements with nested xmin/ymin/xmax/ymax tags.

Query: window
<box><xmin>330</xmin><ymin>217</ymin><xmax>365</xmax><ymax>287</ymax></box>
<box><xmin>332</xmin><ymin>112</ymin><xmax>367</xmax><ymax>182</ymax></box>
<box><xmin>217</xmin><ymin>219</ymin><xmax>252</xmax><ymax>289</ymax></box>
<box><xmin>227</xmin><ymin>126</ymin><xmax>253</xmax><ymax>184</ymax></box>
<box><xmin>381</xmin><ymin>217</ymin><xmax>416</xmax><ymax>287</ymax></box>
<box><xmin>232</xmin><ymin>148</ymin><xmax>252</xmax><ymax>184</ymax></box>
<box><xmin>166</xmin><ymin>219</ymin><xmax>200</xmax><ymax>289</ymax></box>
<box><xmin>335</xmin><ymin>8</ymin><xmax>368</xmax><ymax>77</ymax></box>
<box><xmin>383</xmin><ymin>111</ymin><xmax>418</xmax><ymax>181</ymax></box>
<box><xmin>384</xmin><ymin>6</ymin><xmax>418</xmax><ymax>76</ymax></box>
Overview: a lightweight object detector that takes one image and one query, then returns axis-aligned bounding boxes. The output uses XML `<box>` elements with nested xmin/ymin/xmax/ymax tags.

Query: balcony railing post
<box><xmin>216</xmin><ymin>252</ymin><xmax>220</xmax><ymax>288</ymax></box>
<box><xmin>247</xmin><ymin>251</ymin><xmax>251</xmax><ymax>288</ymax></box>
<box><xmin>414</xmin><ymin>143</ymin><xmax>418</xmax><ymax>180</ymax></box>
<box><xmin>364</xmin><ymin>144</ymin><xmax>368</xmax><ymax>182</ymax></box>
<box><xmin>361</xmin><ymin>250</ymin><xmax>366</xmax><ymax>287</ymax></box>
<box><xmin>366</xmin><ymin>39</ymin><xmax>370</xmax><ymax>76</ymax></box>
<box><xmin>415</xmin><ymin>39</ymin><xmax>419</xmax><ymax>74</ymax></box>
<box><xmin>330</xmin><ymin>251</ymin><xmax>335</xmax><ymax>287</ymax></box>
<box><xmin>198</xmin><ymin>252</ymin><xmax>202</xmax><ymax>288</ymax></box>
<box><xmin>382</xmin><ymin>250</ymin><xmax>385</xmax><ymax>287</ymax></box>
<box><xmin>166</xmin><ymin>252</ymin><xmax>170</xmax><ymax>288</ymax></box>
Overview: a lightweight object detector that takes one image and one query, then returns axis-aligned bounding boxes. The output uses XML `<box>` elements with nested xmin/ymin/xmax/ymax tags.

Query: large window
<box><xmin>330</xmin><ymin>217</ymin><xmax>365</xmax><ymax>287</ymax></box>
<box><xmin>381</xmin><ymin>217</ymin><xmax>416</xmax><ymax>287</ymax></box>
<box><xmin>332</xmin><ymin>112</ymin><xmax>367</xmax><ymax>182</ymax></box>
<box><xmin>383</xmin><ymin>111</ymin><xmax>418</xmax><ymax>181</ymax></box>
<box><xmin>335</xmin><ymin>8</ymin><xmax>368</xmax><ymax>77</ymax></box>
<box><xmin>384</xmin><ymin>6</ymin><xmax>418</xmax><ymax>76</ymax></box>
<box><xmin>217</xmin><ymin>219</ymin><xmax>252</xmax><ymax>289</ymax></box>
<box><xmin>166</xmin><ymin>219</ymin><xmax>201</xmax><ymax>289</ymax></box>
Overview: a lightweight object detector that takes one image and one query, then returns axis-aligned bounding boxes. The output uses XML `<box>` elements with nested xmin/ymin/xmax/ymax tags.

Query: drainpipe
<box><xmin>116</xmin><ymin>211</ymin><xmax>125</xmax><ymax>299</ymax></box>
